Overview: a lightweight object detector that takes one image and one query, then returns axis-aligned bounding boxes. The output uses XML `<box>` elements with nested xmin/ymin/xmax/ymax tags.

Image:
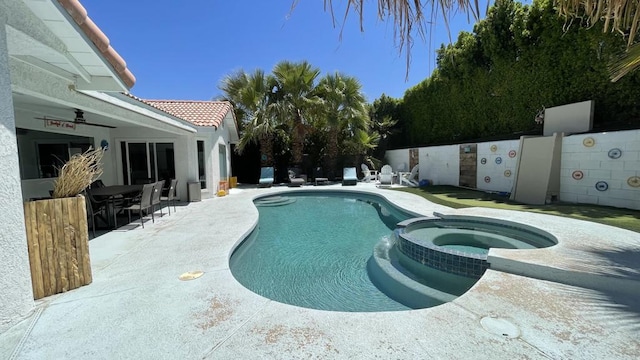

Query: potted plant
<box><xmin>23</xmin><ymin>148</ymin><xmax>104</xmax><ymax>299</ymax></box>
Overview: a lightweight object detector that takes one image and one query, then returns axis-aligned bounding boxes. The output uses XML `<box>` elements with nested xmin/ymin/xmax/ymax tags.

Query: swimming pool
<box><xmin>229</xmin><ymin>192</ymin><xmax>418</xmax><ymax>312</ymax></box>
<box><xmin>229</xmin><ymin>191</ymin><xmax>557</xmax><ymax>312</ymax></box>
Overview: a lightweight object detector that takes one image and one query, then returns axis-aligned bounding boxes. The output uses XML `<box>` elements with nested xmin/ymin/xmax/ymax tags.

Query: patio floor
<box><xmin>2</xmin><ymin>183</ymin><xmax>639</xmax><ymax>359</ymax></box>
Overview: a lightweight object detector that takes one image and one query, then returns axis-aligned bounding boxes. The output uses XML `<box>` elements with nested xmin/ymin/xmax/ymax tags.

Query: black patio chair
<box><xmin>83</xmin><ymin>190</ymin><xmax>108</xmax><ymax>238</ymax></box>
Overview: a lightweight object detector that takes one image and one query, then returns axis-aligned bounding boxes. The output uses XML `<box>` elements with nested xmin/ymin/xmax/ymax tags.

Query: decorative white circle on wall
<box><xmin>607</xmin><ymin>148</ymin><xmax>622</xmax><ymax>159</ymax></box>
<box><xmin>504</xmin><ymin>170</ymin><xmax>511</xmax><ymax>177</ymax></box>
<box><xmin>484</xmin><ymin>176</ymin><xmax>491</xmax><ymax>183</ymax></box>
<box><xmin>595</xmin><ymin>181</ymin><xmax>608</xmax><ymax>191</ymax></box>
<box><xmin>583</xmin><ymin>137</ymin><xmax>595</xmax><ymax>147</ymax></box>
<box><xmin>495</xmin><ymin>157</ymin><xmax>502</xmax><ymax>164</ymax></box>
<box><xmin>508</xmin><ymin>150</ymin><xmax>516</xmax><ymax>158</ymax></box>
<box><xmin>490</xmin><ymin>145</ymin><xmax>498</xmax><ymax>152</ymax></box>
<box><xmin>481</xmin><ymin>158</ymin><xmax>487</xmax><ymax>164</ymax></box>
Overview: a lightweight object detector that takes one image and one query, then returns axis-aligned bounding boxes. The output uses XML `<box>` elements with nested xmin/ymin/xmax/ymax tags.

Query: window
<box><xmin>197</xmin><ymin>140</ymin><xmax>206</xmax><ymax>189</ymax></box>
<box><xmin>16</xmin><ymin>128</ymin><xmax>93</xmax><ymax>180</ymax></box>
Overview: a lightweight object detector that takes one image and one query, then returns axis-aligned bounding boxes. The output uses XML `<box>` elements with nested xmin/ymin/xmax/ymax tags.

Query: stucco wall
<box><xmin>560</xmin><ymin>130</ymin><xmax>640</xmax><ymax>210</ymax></box>
<box><xmin>0</xmin><ymin>15</ymin><xmax>35</xmax><ymax>334</ymax></box>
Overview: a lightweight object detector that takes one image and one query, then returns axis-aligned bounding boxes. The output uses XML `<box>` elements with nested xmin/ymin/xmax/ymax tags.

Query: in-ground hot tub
<box><xmin>393</xmin><ymin>213</ymin><xmax>558</xmax><ymax>279</ymax></box>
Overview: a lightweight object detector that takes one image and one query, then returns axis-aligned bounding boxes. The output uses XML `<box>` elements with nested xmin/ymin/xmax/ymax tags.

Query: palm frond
<box><xmin>610</xmin><ymin>41</ymin><xmax>640</xmax><ymax>81</ymax></box>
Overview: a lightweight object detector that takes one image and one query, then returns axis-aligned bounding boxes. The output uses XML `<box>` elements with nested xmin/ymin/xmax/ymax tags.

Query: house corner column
<box><xmin>0</xmin><ymin>21</ymin><xmax>35</xmax><ymax>333</ymax></box>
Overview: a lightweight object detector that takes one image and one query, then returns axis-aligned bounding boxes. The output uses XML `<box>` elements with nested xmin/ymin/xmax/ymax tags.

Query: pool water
<box><xmin>229</xmin><ymin>193</ymin><xmax>413</xmax><ymax>312</ymax></box>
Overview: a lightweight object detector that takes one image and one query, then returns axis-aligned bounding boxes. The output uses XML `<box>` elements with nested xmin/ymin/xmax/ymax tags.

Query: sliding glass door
<box><xmin>120</xmin><ymin>141</ymin><xmax>175</xmax><ymax>185</ymax></box>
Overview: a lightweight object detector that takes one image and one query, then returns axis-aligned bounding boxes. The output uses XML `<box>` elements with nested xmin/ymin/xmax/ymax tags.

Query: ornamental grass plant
<box><xmin>51</xmin><ymin>148</ymin><xmax>104</xmax><ymax>198</ymax></box>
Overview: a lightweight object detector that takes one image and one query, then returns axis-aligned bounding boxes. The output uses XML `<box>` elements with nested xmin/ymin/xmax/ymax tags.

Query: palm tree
<box><xmin>317</xmin><ymin>72</ymin><xmax>368</xmax><ymax>177</ymax></box>
<box><xmin>220</xmin><ymin>69</ymin><xmax>281</xmax><ymax>166</ymax></box>
<box><xmin>272</xmin><ymin>60</ymin><xmax>322</xmax><ymax>168</ymax></box>
<box><xmin>315</xmin><ymin>0</ymin><xmax>640</xmax><ymax>80</ymax></box>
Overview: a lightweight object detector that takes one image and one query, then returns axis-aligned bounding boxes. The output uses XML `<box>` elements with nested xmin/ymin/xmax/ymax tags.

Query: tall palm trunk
<box><xmin>259</xmin><ymin>133</ymin><xmax>274</xmax><ymax>167</ymax></box>
<box><xmin>291</xmin><ymin>110</ymin><xmax>305</xmax><ymax>167</ymax></box>
<box><xmin>325</xmin><ymin>126</ymin><xmax>339</xmax><ymax>179</ymax></box>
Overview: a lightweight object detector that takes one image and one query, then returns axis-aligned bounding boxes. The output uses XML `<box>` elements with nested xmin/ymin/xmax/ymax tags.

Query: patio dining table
<box><xmin>89</xmin><ymin>185</ymin><xmax>143</xmax><ymax>228</ymax></box>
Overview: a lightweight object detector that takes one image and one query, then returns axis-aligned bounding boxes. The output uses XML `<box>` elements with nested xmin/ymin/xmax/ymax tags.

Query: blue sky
<box><xmin>82</xmin><ymin>1</ymin><xmax>490</xmax><ymax>102</ymax></box>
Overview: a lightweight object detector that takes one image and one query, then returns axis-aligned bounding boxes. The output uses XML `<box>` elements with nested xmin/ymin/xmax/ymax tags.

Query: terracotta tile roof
<box><xmin>142</xmin><ymin>100</ymin><xmax>233</xmax><ymax>128</ymax></box>
<box><xmin>57</xmin><ymin>0</ymin><xmax>135</xmax><ymax>88</ymax></box>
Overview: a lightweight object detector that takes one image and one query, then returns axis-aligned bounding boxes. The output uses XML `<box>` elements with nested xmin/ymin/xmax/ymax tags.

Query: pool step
<box><xmin>367</xmin><ymin>237</ymin><xmax>475</xmax><ymax>309</ymax></box>
<box><xmin>254</xmin><ymin>196</ymin><xmax>296</xmax><ymax>207</ymax></box>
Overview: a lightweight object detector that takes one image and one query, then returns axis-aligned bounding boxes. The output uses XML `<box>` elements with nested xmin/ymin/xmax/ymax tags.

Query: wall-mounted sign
<box><xmin>45</xmin><ymin>119</ymin><xmax>76</xmax><ymax>130</ymax></box>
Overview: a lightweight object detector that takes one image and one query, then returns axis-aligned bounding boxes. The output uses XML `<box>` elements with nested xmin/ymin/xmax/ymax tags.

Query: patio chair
<box><xmin>400</xmin><ymin>164</ymin><xmax>420</xmax><ymax>187</ymax></box>
<box><xmin>287</xmin><ymin>168</ymin><xmax>305</xmax><ymax>187</ymax></box>
<box><xmin>151</xmin><ymin>180</ymin><xmax>165</xmax><ymax>219</ymax></box>
<box><xmin>378</xmin><ymin>165</ymin><xmax>394</xmax><ymax>187</ymax></box>
<box><xmin>258</xmin><ymin>167</ymin><xmax>274</xmax><ymax>188</ymax></box>
<box><xmin>342</xmin><ymin>167</ymin><xmax>358</xmax><ymax>186</ymax></box>
<box><xmin>361</xmin><ymin>163</ymin><xmax>376</xmax><ymax>183</ymax></box>
<box><xmin>83</xmin><ymin>190</ymin><xmax>108</xmax><ymax>238</ymax></box>
<box><xmin>123</xmin><ymin>183</ymin><xmax>155</xmax><ymax>228</ymax></box>
<box><xmin>313</xmin><ymin>167</ymin><xmax>329</xmax><ymax>185</ymax></box>
<box><xmin>161</xmin><ymin>179</ymin><xmax>178</xmax><ymax>215</ymax></box>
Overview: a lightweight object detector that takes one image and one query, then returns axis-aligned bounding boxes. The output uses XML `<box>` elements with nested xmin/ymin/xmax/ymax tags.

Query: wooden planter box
<box><xmin>23</xmin><ymin>196</ymin><xmax>92</xmax><ymax>299</ymax></box>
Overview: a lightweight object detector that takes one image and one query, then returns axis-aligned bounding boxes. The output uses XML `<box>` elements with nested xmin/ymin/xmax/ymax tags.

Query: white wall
<box><xmin>385</xmin><ymin>129</ymin><xmax>640</xmax><ymax>210</ymax></box>
<box><xmin>0</xmin><ymin>13</ymin><xmax>34</xmax><ymax>333</ymax></box>
<box><xmin>560</xmin><ymin>130</ymin><xmax>640</xmax><ymax>210</ymax></box>
<box><xmin>476</xmin><ymin>140</ymin><xmax>519</xmax><ymax>192</ymax></box>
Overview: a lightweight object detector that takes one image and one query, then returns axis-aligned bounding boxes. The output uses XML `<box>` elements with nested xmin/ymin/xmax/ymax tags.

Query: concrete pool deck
<box><xmin>2</xmin><ymin>183</ymin><xmax>639</xmax><ymax>359</ymax></box>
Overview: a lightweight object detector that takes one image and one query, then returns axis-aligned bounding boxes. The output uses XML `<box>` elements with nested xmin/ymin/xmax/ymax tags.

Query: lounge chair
<box><xmin>361</xmin><ymin>163</ymin><xmax>377</xmax><ymax>183</ymax></box>
<box><xmin>400</xmin><ymin>164</ymin><xmax>420</xmax><ymax>187</ymax></box>
<box><xmin>287</xmin><ymin>168</ymin><xmax>305</xmax><ymax>187</ymax></box>
<box><xmin>378</xmin><ymin>165</ymin><xmax>393</xmax><ymax>187</ymax></box>
<box><xmin>258</xmin><ymin>167</ymin><xmax>274</xmax><ymax>188</ymax></box>
<box><xmin>313</xmin><ymin>167</ymin><xmax>329</xmax><ymax>185</ymax></box>
<box><xmin>342</xmin><ymin>167</ymin><xmax>358</xmax><ymax>186</ymax></box>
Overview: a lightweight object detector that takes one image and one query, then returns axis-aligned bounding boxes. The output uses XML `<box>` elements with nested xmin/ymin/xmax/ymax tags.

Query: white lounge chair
<box><xmin>360</xmin><ymin>163</ymin><xmax>376</xmax><ymax>183</ymax></box>
<box><xmin>400</xmin><ymin>165</ymin><xmax>419</xmax><ymax>187</ymax></box>
<box><xmin>342</xmin><ymin>167</ymin><xmax>358</xmax><ymax>186</ymax></box>
<box><xmin>378</xmin><ymin>165</ymin><xmax>393</xmax><ymax>186</ymax></box>
<box><xmin>258</xmin><ymin>167</ymin><xmax>274</xmax><ymax>188</ymax></box>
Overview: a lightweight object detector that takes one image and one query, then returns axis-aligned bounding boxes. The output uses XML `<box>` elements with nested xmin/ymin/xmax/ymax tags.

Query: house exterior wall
<box><xmin>197</xmin><ymin>121</ymin><xmax>233</xmax><ymax>199</ymax></box>
<box><xmin>0</xmin><ymin>13</ymin><xmax>35</xmax><ymax>334</ymax></box>
<box><xmin>112</xmin><ymin>127</ymin><xmax>193</xmax><ymax>201</ymax></box>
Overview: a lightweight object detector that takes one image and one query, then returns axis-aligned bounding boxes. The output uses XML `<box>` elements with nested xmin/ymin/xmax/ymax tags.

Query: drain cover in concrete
<box><xmin>179</xmin><ymin>271</ymin><xmax>204</xmax><ymax>281</ymax></box>
<box><xmin>480</xmin><ymin>316</ymin><xmax>520</xmax><ymax>338</ymax></box>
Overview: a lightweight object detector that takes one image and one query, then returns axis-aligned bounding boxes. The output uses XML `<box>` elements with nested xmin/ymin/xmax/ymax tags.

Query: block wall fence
<box><xmin>385</xmin><ymin>129</ymin><xmax>640</xmax><ymax>210</ymax></box>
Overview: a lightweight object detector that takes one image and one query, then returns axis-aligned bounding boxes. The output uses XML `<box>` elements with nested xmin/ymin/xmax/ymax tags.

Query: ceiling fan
<box><xmin>34</xmin><ymin>109</ymin><xmax>116</xmax><ymax>129</ymax></box>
